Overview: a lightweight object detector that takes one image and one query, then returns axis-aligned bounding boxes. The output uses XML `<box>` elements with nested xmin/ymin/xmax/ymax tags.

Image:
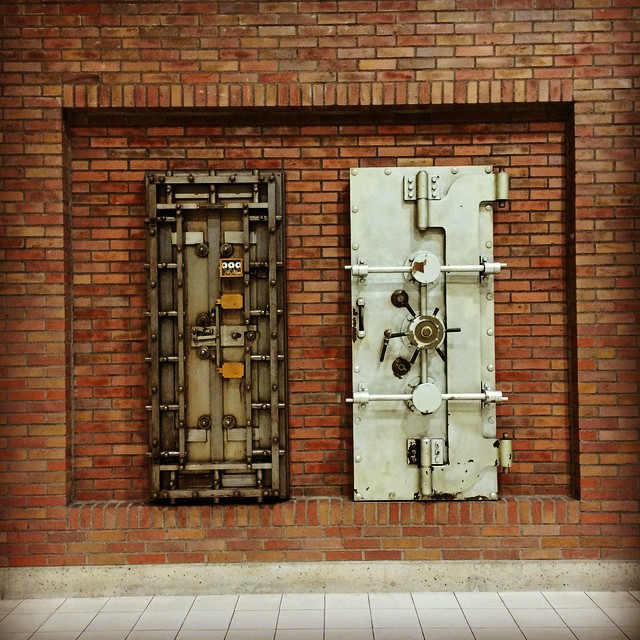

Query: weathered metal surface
<box><xmin>146</xmin><ymin>170</ymin><xmax>288</xmax><ymax>503</ymax></box>
<box><xmin>347</xmin><ymin>166</ymin><xmax>511</xmax><ymax>501</ymax></box>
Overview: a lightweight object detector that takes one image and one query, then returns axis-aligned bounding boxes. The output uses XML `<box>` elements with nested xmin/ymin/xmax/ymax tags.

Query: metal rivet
<box><xmin>355</xmin><ymin>455</ymin><xmax>362</xmax><ymax>463</ymax></box>
<box><xmin>486</xmin><ymin>241</ymin><xmax>493</xmax><ymax>248</ymax></box>
<box><xmin>485</xmin><ymin>166</ymin><xmax>492</xmax><ymax>173</ymax></box>
<box><xmin>486</xmin><ymin>293</ymin><xmax>493</xmax><ymax>300</ymax></box>
<box><xmin>487</xmin><ymin>364</ymin><xmax>494</xmax><ymax>371</ymax></box>
<box><xmin>352</xmin><ymin>206</ymin><xmax>358</xmax><ymax>213</ymax></box>
<box><xmin>389</xmin><ymin>492</ymin><xmax>396</xmax><ymax>499</ymax></box>
<box><xmin>354</xmin><ymin>365</ymin><xmax>360</xmax><ymax>373</ymax></box>
<box><xmin>431</xmin><ymin>176</ymin><xmax>437</xmax><ymax>183</ymax></box>
<box><xmin>352</xmin><ymin>243</ymin><xmax>359</xmax><ymax>250</ymax></box>
<box><xmin>351</xmin><ymin>168</ymin><xmax>358</xmax><ymax>176</ymax></box>
<box><xmin>490</xmin><ymin>492</ymin><xmax>498</xmax><ymax>500</ymax></box>
<box><xmin>489</xmin><ymin>416</ymin><xmax>495</xmax><ymax>423</ymax></box>
<box><xmin>487</xmin><ymin>328</ymin><xmax>494</xmax><ymax>336</ymax></box>
<box><xmin>451</xmin><ymin>167</ymin><xmax>458</xmax><ymax>174</ymax></box>
<box><xmin>271</xmin><ymin>332</ymin><xmax>277</xmax><ymax>338</ymax></box>
<box><xmin>384</xmin><ymin>168</ymin><xmax>391</xmax><ymax>175</ymax></box>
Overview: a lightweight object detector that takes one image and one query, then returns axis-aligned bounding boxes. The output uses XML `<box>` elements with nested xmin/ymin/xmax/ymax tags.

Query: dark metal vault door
<box><xmin>146</xmin><ymin>171</ymin><xmax>287</xmax><ymax>503</ymax></box>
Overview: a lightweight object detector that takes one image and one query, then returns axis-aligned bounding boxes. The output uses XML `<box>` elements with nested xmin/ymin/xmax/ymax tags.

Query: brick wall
<box><xmin>1</xmin><ymin>1</ymin><xmax>638</xmax><ymax>567</ymax></box>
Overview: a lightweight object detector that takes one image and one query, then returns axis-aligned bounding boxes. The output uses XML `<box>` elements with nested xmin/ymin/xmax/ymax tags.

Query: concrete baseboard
<box><xmin>1</xmin><ymin>561</ymin><xmax>638</xmax><ymax>598</ymax></box>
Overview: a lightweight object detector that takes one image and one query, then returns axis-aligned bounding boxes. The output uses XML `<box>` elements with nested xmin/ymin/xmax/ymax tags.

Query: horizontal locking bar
<box><xmin>347</xmin><ymin>390</ymin><xmax>508</xmax><ymax>404</ymax></box>
<box><xmin>346</xmin><ymin>261</ymin><xmax>506</xmax><ymax>277</ymax></box>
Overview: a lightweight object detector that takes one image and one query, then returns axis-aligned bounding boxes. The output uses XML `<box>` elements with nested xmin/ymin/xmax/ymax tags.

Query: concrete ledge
<box><xmin>2</xmin><ymin>561</ymin><xmax>638</xmax><ymax>598</ymax></box>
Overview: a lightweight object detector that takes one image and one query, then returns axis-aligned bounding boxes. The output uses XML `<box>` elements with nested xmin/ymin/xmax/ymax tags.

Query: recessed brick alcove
<box><xmin>66</xmin><ymin>103</ymin><xmax>575</xmax><ymax>504</ymax></box>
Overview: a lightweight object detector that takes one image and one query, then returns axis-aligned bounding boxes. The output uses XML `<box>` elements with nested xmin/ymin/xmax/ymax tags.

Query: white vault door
<box><xmin>347</xmin><ymin>166</ymin><xmax>512</xmax><ymax>501</ymax></box>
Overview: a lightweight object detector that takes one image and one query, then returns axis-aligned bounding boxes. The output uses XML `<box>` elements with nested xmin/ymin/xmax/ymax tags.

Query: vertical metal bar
<box><xmin>267</xmin><ymin>178</ymin><xmax>280</xmax><ymax>495</ymax></box>
<box><xmin>207</xmin><ymin>182</ymin><xmax>224</xmax><ymax>463</ymax></box>
<box><xmin>242</xmin><ymin>200</ymin><xmax>254</xmax><ymax>471</ymax></box>
<box><xmin>176</xmin><ymin>209</ymin><xmax>186</xmax><ymax>467</ymax></box>
<box><xmin>146</xmin><ymin>176</ymin><xmax>160</xmax><ymax>497</ymax></box>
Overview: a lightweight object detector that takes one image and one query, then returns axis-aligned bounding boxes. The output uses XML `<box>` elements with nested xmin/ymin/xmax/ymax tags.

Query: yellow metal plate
<box><xmin>217</xmin><ymin>294</ymin><xmax>243</xmax><ymax>309</ymax></box>
<box><xmin>217</xmin><ymin>362</ymin><xmax>244</xmax><ymax>379</ymax></box>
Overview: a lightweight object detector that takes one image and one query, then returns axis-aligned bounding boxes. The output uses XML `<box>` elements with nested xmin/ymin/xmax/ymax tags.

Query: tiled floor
<box><xmin>0</xmin><ymin>591</ymin><xmax>638</xmax><ymax>640</ymax></box>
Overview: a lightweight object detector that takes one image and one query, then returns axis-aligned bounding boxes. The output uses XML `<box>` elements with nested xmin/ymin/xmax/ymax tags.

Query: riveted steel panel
<box><xmin>146</xmin><ymin>171</ymin><xmax>287</xmax><ymax>503</ymax></box>
<box><xmin>348</xmin><ymin>166</ymin><xmax>510</xmax><ymax>501</ymax></box>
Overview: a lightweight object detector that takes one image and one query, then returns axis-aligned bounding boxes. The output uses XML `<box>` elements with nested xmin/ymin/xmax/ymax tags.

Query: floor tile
<box><xmin>126</xmin><ymin>631</ymin><xmax>177</xmax><ymax>640</ymax></box>
<box><xmin>521</xmin><ymin>629</ymin><xmax>576</xmax><ymax>640</ymax></box>
<box><xmin>587</xmin><ymin>592</ymin><xmax>640</xmax><ymax>608</ymax></box>
<box><xmin>325</xmin><ymin>593</ymin><xmax>370</xmax><ymax>609</ymax></box>
<box><xmin>84</xmin><ymin>611</ymin><xmax>141</xmax><ymax>631</ymax></box>
<box><xmin>324</xmin><ymin>630</ymin><xmax>374</xmax><ymax>640</ymax></box>
<box><xmin>423</xmin><ymin>630</ymin><xmax>474</xmax><ymax>640</ymax></box>
<box><xmin>601</xmin><ymin>606</ymin><xmax>640</xmax><ymax>627</ymax></box>
<box><xmin>0</xmin><ymin>613</ymin><xmax>51</xmax><ymax>633</ymax></box>
<box><xmin>190</xmin><ymin>595</ymin><xmax>238</xmax><ymax>611</ymax></box>
<box><xmin>225</xmin><ymin>630</ymin><xmax>275</xmax><ymax>640</ymax></box>
<box><xmin>100</xmin><ymin>598</ymin><xmax>152</xmax><ymax>613</ymax></box>
<box><xmin>57</xmin><ymin>599</ymin><xmax>109</xmax><ymax>614</ymax></box>
<box><xmin>175</xmin><ymin>631</ymin><xmax>226</xmax><ymax>640</ymax></box>
<box><xmin>373</xmin><ymin>628</ymin><xmax>424</xmax><ymax>640</ymax></box>
<box><xmin>471</xmin><ymin>629</ymin><xmax>525</xmax><ymax>640</ymax></box>
<box><xmin>369</xmin><ymin>592</ymin><xmax>414</xmax><ymax>609</ymax></box>
<box><xmin>181</xmin><ymin>609</ymin><xmax>233</xmax><ymax>630</ymax></box>
<box><xmin>509</xmin><ymin>607</ymin><xmax>567</xmax><ymax>627</ymax></box>
<box><xmin>133</xmin><ymin>610</ymin><xmax>188</xmax><ymax>630</ymax></box>
<box><xmin>417</xmin><ymin>608</ymin><xmax>468</xmax><ymax>628</ymax></box>
<box><xmin>556</xmin><ymin>607</ymin><xmax>617</xmax><ymax>627</ymax></box>
<box><xmin>463</xmin><ymin>607</ymin><xmax>517</xmax><ymax>628</ymax></box>
<box><xmin>235</xmin><ymin>594</ymin><xmax>282</xmax><ymax>611</ymax></box>
<box><xmin>275</xmin><ymin>630</ymin><xmax>323</xmax><ymax>640</ymax></box>
<box><xmin>77</xmin><ymin>631</ymin><xmax>128</xmax><ymax>640</ymax></box>
<box><xmin>229</xmin><ymin>609</ymin><xmax>279</xmax><ymax>630</ymax></box>
<box><xmin>456</xmin><ymin>592</ymin><xmax>505</xmax><ymax>609</ymax></box>
<box><xmin>12</xmin><ymin>600</ymin><xmax>65</xmax><ymax>614</ymax></box>
<box><xmin>571</xmin><ymin>628</ymin><xmax>629</xmax><ymax>640</ymax></box>
<box><xmin>544</xmin><ymin>591</ymin><xmax>596</xmax><ymax>609</ymax></box>
<box><xmin>276</xmin><ymin>609</ymin><xmax>324</xmax><ymax>629</ymax></box>
<box><xmin>371</xmin><ymin>607</ymin><xmax>420</xmax><ymax>628</ymax></box>
<box><xmin>144</xmin><ymin>596</ymin><xmax>195</xmax><ymax>612</ymax></box>
<box><xmin>325</xmin><ymin>608</ymin><xmax>372</xmax><ymax>629</ymax></box>
<box><xmin>0</xmin><ymin>601</ymin><xmax>22</xmax><ymax>616</ymax></box>
<box><xmin>499</xmin><ymin>592</ymin><xmax>552</xmax><ymax>609</ymax></box>
<box><xmin>412</xmin><ymin>592</ymin><xmax>460</xmax><ymax>609</ymax></box>
<box><xmin>280</xmin><ymin>594</ymin><xmax>324</xmax><ymax>610</ymax></box>
<box><xmin>36</xmin><ymin>612</ymin><xmax>96</xmax><ymax>633</ymax></box>
<box><xmin>620</xmin><ymin>627</ymin><xmax>640</xmax><ymax>640</ymax></box>
<box><xmin>0</xmin><ymin>634</ymin><xmax>32</xmax><ymax>640</ymax></box>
